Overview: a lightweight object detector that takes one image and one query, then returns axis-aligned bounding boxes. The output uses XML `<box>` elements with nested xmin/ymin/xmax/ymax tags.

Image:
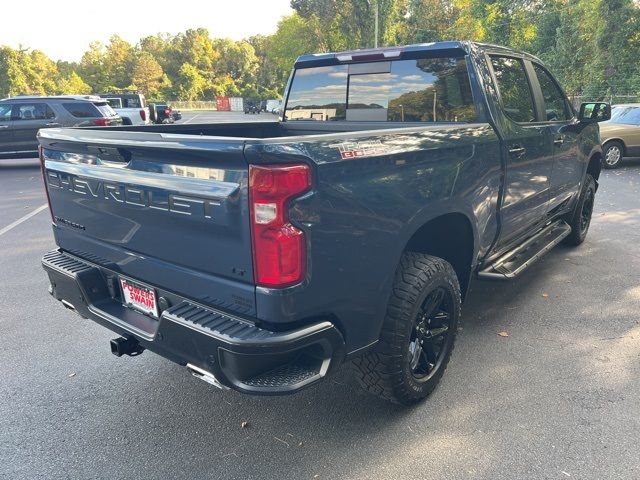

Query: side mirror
<box><xmin>578</xmin><ymin>102</ymin><xmax>611</xmax><ymax>123</ymax></box>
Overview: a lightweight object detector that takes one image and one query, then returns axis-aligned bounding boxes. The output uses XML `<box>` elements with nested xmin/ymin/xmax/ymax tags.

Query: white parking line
<box><xmin>182</xmin><ymin>113</ymin><xmax>201</xmax><ymax>124</ymax></box>
<box><xmin>0</xmin><ymin>204</ymin><xmax>48</xmax><ymax>237</ymax></box>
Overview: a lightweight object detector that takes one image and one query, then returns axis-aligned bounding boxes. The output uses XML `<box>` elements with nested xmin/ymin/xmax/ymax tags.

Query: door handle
<box><xmin>508</xmin><ymin>145</ymin><xmax>526</xmax><ymax>157</ymax></box>
<box><xmin>44</xmin><ymin>122</ymin><xmax>60</xmax><ymax>127</ymax></box>
<box><xmin>553</xmin><ymin>136</ymin><xmax>564</xmax><ymax>146</ymax></box>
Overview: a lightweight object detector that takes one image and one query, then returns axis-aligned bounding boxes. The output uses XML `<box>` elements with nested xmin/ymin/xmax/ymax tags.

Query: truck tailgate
<box><xmin>39</xmin><ymin>129</ymin><xmax>256</xmax><ymax>315</ymax></box>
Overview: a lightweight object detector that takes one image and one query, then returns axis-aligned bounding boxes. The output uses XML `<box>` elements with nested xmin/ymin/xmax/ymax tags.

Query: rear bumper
<box><xmin>42</xmin><ymin>249</ymin><xmax>345</xmax><ymax>395</ymax></box>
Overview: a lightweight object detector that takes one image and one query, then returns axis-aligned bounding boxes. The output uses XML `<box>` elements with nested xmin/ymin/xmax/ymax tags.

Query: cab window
<box><xmin>285</xmin><ymin>56</ymin><xmax>477</xmax><ymax>122</ymax></box>
<box><xmin>533</xmin><ymin>64</ymin><xmax>571</xmax><ymax>121</ymax></box>
<box><xmin>490</xmin><ymin>56</ymin><xmax>536</xmax><ymax>123</ymax></box>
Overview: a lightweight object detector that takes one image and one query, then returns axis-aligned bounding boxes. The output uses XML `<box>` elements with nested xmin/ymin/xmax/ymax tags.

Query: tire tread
<box><xmin>353</xmin><ymin>253</ymin><xmax>461</xmax><ymax>404</ymax></box>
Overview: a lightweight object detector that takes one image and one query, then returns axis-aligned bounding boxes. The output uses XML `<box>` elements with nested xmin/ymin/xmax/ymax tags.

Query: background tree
<box><xmin>176</xmin><ymin>63</ymin><xmax>207</xmax><ymax>100</ymax></box>
<box><xmin>0</xmin><ymin>47</ymin><xmax>30</xmax><ymax>97</ymax></box>
<box><xmin>103</xmin><ymin>35</ymin><xmax>135</xmax><ymax>89</ymax></box>
<box><xmin>57</xmin><ymin>72</ymin><xmax>92</xmax><ymax>95</ymax></box>
<box><xmin>1</xmin><ymin>0</ymin><xmax>639</xmax><ymax>102</ymax></box>
<box><xmin>79</xmin><ymin>42</ymin><xmax>109</xmax><ymax>92</ymax></box>
<box><xmin>131</xmin><ymin>52</ymin><xmax>165</xmax><ymax>97</ymax></box>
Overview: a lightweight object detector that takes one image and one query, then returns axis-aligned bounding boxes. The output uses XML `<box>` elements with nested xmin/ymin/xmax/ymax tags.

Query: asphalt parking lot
<box><xmin>1</xmin><ymin>112</ymin><xmax>640</xmax><ymax>479</ymax></box>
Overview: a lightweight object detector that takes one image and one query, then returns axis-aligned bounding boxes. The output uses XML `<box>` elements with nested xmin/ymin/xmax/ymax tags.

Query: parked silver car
<box><xmin>0</xmin><ymin>95</ymin><xmax>122</xmax><ymax>156</ymax></box>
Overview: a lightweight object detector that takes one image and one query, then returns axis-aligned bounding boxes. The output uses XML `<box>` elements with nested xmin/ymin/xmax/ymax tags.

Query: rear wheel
<box><xmin>563</xmin><ymin>174</ymin><xmax>596</xmax><ymax>246</ymax></box>
<box><xmin>353</xmin><ymin>253</ymin><xmax>460</xmax><ymax>405</ymax></box>
<box><xmin>603</xmin><ymin>141</ymin><xmax>624</xmax><ymax>169</ymax></box>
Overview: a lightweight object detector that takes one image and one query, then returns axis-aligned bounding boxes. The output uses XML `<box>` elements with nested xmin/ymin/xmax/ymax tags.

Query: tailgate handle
<box><xmin>87</xmin><ymin>146</ymin><xmax>130</xmax><ymax>163</ymax></box>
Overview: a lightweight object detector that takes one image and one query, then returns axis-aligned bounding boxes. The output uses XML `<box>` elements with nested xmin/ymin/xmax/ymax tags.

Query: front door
<box><xmin>489</xmin><ymin>56</ymin><xmax>554</xmax><ymax>248</ymax></box>
<box><xmin>531</xmin><ymin>63</ymin><xmax>582</xmax><ymax>213</ymax></box>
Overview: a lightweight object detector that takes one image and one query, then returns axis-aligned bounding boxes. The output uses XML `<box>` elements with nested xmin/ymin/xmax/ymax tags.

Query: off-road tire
<box><xmin>353</xmin><ymin>253</ymin><xmax>461</xmax><ymax>405</ymax></box>
<box><xmin>563</xmin><ymin>174</ymin><xmax>596</xmax><ymax>246</ymax></box>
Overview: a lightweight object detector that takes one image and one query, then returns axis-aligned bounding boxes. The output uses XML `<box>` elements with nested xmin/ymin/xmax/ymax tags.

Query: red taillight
<box><xmin>38</xmin><ymin>146</ymin><xmax>55</xmax><ymax>223</ymax></box>
<box><xmin>93</xmin><ymin>118</ymin><xmax>109</xmax><ymax>126</ymax></box>
<box><xmin>249</xmin><ymin>164</ymin><xmax>311</xmax><ymax>287</ymax></box>
<box><xmin>140</xmin><ymin>109</ymin><xmax>146</xmax><ymax>121</ymax></box>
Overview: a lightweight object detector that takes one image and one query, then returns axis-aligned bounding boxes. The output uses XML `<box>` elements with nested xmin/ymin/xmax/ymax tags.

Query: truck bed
<box><xmin>82</xmin><ymin>120</ymin><xmax>471</xmax><ymax>139</ymax></box>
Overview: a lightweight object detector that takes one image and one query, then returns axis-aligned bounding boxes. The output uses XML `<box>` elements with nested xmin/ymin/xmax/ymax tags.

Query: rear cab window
<box><xmin>285</xmin><ymin>55</ymin><xmax>477</xmax><ymax>123</ymax></box>
<box><xmin>105</xmin><ymin>98</ymin><xmax>123</xmax><ymax>109</ymax></box>
<box><xmin>122</xmin><ymin>96</ymin><xmax>144</xmax><ymax>108</ymax></box>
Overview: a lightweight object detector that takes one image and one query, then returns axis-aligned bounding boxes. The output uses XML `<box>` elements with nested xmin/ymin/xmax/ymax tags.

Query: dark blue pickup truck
<box><xmin>39</xmin><ymin>42</ymin><xmax>610</xmax><ymax>404</ymax></box>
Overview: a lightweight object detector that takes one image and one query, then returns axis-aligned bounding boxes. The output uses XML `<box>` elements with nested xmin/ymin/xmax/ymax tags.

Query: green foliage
<box><xmin>175</xmin><ymin>63</ymin><xmax>205</xmax><ymax>100</ymax></box>
<box><xmin>132</xmin><ymin>52</ymin><xmax>165</xmax><ymax>98</ymax></box>
<box><xmin>57</xmin><ymin>72</ymin><xmax>92</xmax><ymax>95</ymax></box>
<box><xmin>0</xmin><ymin>47</ymin><xmax>29</xmax><ymax>97</ymax></box>
<box><xmin>1</xmin><ymin>1</ymin><xmax>638</xmax><ymax>101</ymax></box>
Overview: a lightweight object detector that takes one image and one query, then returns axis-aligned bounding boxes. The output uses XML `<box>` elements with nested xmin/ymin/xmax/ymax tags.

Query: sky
<box><xmin>0</xmin><ymin>0</ymin><xmax>293</xmax><ymax>62</ymax></box>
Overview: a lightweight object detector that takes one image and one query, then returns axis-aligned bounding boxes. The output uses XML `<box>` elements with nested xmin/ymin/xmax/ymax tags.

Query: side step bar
<box><xmin>479</xmin><ymin>220</ymin><xmax>571</xmax><ymax>280</ymax></box>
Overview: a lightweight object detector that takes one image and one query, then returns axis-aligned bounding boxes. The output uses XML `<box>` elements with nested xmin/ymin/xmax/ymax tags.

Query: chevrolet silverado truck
<box><xmin>39</xmin><ymin>42</ymin><xmax>610</xmax><ymax>404</ymax></box>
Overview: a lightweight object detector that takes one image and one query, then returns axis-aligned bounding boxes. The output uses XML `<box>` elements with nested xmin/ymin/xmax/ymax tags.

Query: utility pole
<box><xmin>374</xmin><ymin>1</ymin><xmax>379</xmax><ymax>48</ymax></box>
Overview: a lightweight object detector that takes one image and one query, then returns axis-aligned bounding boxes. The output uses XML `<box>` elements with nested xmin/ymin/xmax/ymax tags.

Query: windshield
<box><xmin>285</xmin><ymin>56</ymin><xmax>476</xmax><ymax>122</ymax></box>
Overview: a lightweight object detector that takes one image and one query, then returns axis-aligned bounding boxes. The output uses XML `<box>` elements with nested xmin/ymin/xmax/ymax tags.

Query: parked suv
<box><xmin>0</xmin><ymin>96</ymin><xmax>122</xmax><ymax>156</ymax></box>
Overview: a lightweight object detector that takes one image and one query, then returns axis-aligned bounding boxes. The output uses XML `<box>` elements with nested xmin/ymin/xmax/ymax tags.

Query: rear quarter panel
<box><xmin>245</xmin><ymin>123</ymin><xmax>501</xmax><ymax>351</ymax></box>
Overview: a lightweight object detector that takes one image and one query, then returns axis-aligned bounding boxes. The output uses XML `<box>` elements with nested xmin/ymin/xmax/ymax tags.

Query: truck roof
<box><xmin>294</xmin><ymin>41</ymin><xmax>542</xmax><ymax>68</ymax></box>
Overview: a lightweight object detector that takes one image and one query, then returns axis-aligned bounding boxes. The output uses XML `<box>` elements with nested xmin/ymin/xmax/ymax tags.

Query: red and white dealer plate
<box><xmin>119</xmin><ymin>277</ymin><xmax>159</xmax><ymax>318</ymax></box>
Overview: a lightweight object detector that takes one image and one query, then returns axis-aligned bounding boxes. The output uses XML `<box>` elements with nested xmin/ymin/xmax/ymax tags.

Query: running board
<box><xmin>478</xmin><ymin>220</ymin><xmax>571</xmax><ymax>280</ymax></box>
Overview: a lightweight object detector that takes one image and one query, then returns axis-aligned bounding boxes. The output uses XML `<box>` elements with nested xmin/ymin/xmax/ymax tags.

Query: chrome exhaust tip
<box><xmin>187</xmin><ymin>363</ymin><xmax>229</xmax><ymax>390</ymax></box>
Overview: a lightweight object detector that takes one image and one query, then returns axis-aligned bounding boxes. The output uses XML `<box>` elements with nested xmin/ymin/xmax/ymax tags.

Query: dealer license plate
<box><xmin>119</xmin><ymin>277</ymin><xmax>159</xmax><ymax>318</ymax></box>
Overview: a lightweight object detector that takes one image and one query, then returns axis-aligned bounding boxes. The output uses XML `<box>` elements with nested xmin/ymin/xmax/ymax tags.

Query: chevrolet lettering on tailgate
<box><xmin>45</xmin><ymin>170</ymin><xmax>220</xmax><ymax>219</ymax></box>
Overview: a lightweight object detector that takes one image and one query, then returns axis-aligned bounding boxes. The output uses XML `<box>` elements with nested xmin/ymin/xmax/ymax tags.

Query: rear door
<box><xmin>0</xmin><ymin>103</ymin><xmax>13</xmax><ymax>152</ymax></box>
<box><xmin>488</xmin><ymin>55</ymin><xmax>554</xmax><ymax>247</ymax></box>
<box><xmin>11</xmin><ymin>102</ymin><xmax>58</xmax><ymax>152</ymax></box>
